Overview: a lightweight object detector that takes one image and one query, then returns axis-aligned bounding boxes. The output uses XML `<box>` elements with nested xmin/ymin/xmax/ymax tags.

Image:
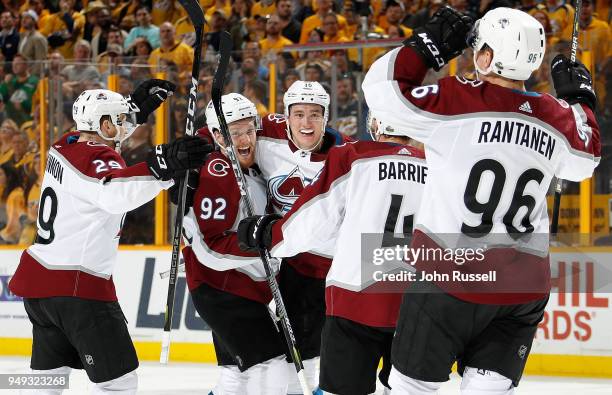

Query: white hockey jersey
<box><xmin>268</xmin><ymin>141</ymin><xmax>427</xmax><ymax>328</ymax></box>
<box><xmin>362</xmin><ymin>46</ymin><xmax>601</xmax><ymax>304</ymax></box>
<box><xmin>10</xmin><ymin>132</ymin><xmax>172</xmax><ymax>301</ymax></box>
<box><xmin>182</xmin><ymin>150</ymin><xmax>273</xmax><ymax>303</ymax></box>
<box><xmin>256</xmin><ymin>114</ymin><xmax>351</xmax><ymax>278</ymax></box>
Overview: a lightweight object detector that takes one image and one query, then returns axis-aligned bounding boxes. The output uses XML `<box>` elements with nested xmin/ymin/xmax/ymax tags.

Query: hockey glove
<box><xmin>404</xmin><ymin>6</ymin><xmax>473</xmax><ymax>71</ymax></box>
<box><xmin>128</xmin><ymin>79</ymin><xmax>177</xmax><ymax>124</ymax></box>
<box><xmin>551</xmin><ymin>54</ymin><xmax>597</xmax><ymax>111</ymax></box>
<box><xmin>237</xmin><ymin>214</ymin><xmax>283</xmax><ymax>252</ymax></box>
<box><xmin>169</xmin><ymin>170</ymin><xmax>200</xmax><ymax>214</ymax></box>
<box><xmin>147</xmin><ymin>136</ymin><xmax>214</xmax><ymax>180</ymax></box>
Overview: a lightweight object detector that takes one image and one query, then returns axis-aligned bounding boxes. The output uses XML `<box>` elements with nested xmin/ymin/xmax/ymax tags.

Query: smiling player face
<box><xmin>287</xmin><ymin>104</ymin><xmax>325</xmax><ymax>151</ymax></box>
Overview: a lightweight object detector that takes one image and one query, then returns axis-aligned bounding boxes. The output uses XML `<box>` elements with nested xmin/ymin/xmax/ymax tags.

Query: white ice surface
<box><xmin>1</xmin><ymin>357</ymin><xmax>612</xmax><ymax>394</ymax></box>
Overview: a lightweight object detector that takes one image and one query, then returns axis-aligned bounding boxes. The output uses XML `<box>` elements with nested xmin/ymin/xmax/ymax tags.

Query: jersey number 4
<box><xmin>35</xmin><ymin>187</ymin><xmax>58</xmax><ymax>245</ymax></box>
<box><xmin>462</xmin><ymin>159</ymin><xmax>544</xmax><ymax>237</ymax></box>
<box><xmin>381</xmin><ymin>194</ymin><xmax>414</xmax><ymax>247</ymax></box>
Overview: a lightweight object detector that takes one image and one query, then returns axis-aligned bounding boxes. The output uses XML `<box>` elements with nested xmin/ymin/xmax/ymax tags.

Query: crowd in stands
<box><xmin>0</xmin><ymin>0</ymin><xmax>609</xmax><ymax>245</ymax></box>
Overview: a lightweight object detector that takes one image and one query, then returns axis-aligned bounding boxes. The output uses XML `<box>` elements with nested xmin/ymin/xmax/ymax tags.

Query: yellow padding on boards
<box><xmin>1</xmin><ymin>338</ymin><xmax>611</xmax><ymax>378</ymax></box>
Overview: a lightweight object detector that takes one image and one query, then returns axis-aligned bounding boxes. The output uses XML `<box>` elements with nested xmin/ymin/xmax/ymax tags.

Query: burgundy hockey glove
<box><xmin>551</xmin><ymin>54</ymin><xmax>597</xmax><ymax>111</ymax></box>
<box><xmin>128</xmin><ymin>79</ymin><xmax>177</xmax><ymax>124</ymax></box>
<box><xmin>404</xmin><ymin>6</ymin><xmax>473</xmax><ymax>71</ymax></box>
<box><xmin>147</xmin><ymin>136</ymin><xmax>214</xmax><ymax>180</ymax></box>
<box><xmin>237</xmin><ymin>214</ymin><xmax>283</xmax><ymax>252</ymax></box>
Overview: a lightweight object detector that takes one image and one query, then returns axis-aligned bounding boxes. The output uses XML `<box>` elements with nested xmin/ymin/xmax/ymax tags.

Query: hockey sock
<box><xmin>212</xmin><ymin>365</ymin><xmax>247</xmax><ymax>395</ymax></box>
<box><xmin>245</xmin><ymin>355</ymin><xmax>288</xmax><ymax>395</ymax></box>
<box><xmin>91</xmin><ymin>370</ymin><xmax>137</xmax><ymax>394</ymax></box>
<box><xmin>388</xmin><ymin>366</ymin><xmax>442</xmax><ymax>395</ymax></box>
<box><xmin>287</xmin><ymin>357</ymin><xmax>319</xmax><ymax>394</ymax></box>
<box><xmin>460</xmin><ymin>366</ymin><xmax>514</xmax><ymax>395</ymax></box>
<box><xmin>24</xmin><ymin>366</ymin><xmax>71</xmax><ymax>395</ymax></box>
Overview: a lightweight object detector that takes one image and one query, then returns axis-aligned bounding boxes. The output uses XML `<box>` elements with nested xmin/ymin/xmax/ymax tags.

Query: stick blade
<box><xmin>177</xmin><ymin>0</ymin><xmax>205</xmax><ymax>27</ymax></box>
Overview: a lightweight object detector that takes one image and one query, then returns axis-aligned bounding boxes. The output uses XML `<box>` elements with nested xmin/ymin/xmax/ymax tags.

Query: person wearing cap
<box><xmin>259</xmin><ymin>13</ymin><xmax>293</xmax><ymax>60</ymax></box>
<box><xmin>299</xmin><ymin>0</ymin><xmax>349</xmax><ymax>44</ymax></box>
<box><xmin>148</xmin><ymin>22</ymin><xmax>194</xmax><ymax>74</ymax></box>
<box><xmin>18</xmin><ymin>9</ymin><xmax>47</xmax><ymax>76</ymax></box>
<box><xmin>97</xmin><ymin>43</ymin><xmax>129</xmax><ymax>81</ymax></box>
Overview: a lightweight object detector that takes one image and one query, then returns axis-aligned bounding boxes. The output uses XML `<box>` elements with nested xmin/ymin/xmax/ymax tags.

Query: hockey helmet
<box><xmin>204</xmin><ymin>93</ymin><xmax>259</xmax><ymax>145</ymax></box>
<box><xmin>283</xmin><ymin>80</ymin><xmax>330</xmax><ymax>151</ymax></box>
<box><xmin>467</xmin><ymin>7</ymin><xmax>545</xmax><ymax>81</ymax></box>
<box><xmin>72</xmin><ymin>89</ymin><xmax>139</xmax><ymax>144</ymax></box>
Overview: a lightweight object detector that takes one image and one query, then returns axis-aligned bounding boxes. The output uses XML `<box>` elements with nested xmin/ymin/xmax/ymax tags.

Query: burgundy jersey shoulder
<box><xmin>260</xmin><ymin>113</ymin><xmax>289</xmax><ymax>140</ymax></box>
<box><xmin>52</xmin><ymin>138</ymin><xmax>128</xmax><ymax>180</ymax></box>
<box><xmin>195</xmin><ymin>126</ymin><xmax>215</xmax><ymax>145</ymax></box>
<box><xmin>200</xmin><ymin>151</ymin><xmax>236</xmax><ymax>183</ymax></box>
<box><xmin>328</xmin><ymin>140</ymin><xmax>425</xmax><ymax>166</ymax></box>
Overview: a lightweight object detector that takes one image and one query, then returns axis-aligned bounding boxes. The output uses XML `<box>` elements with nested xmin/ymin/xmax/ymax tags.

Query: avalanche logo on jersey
<box><xmin>268</xmin><ymin>166</ymin><xmax>322</xmax><ymax>213</ymax></box>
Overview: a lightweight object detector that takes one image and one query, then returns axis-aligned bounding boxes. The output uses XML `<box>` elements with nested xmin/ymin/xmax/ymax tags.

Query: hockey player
<box><xmin>255</xmin><ymin>80</ymin><xmax>351</xmax><ymax>394</ymax></box>
<box><xmin>237</xmin><ymin>118</ymin><xmax>428</xmax><ymax>395</ymax></box>
<box><xmin>9</xmin><ymin>81</ymin><xmax>213</xmax><ymax>394</ymax></box>
<box><xmin>179</xmin><ymin>93</ymin><xmax>288</xmax><ymax>394</ymax></box>
<box><xmin>362</xmin><ymin>6</ymin><xmax>600</xmax><ymax>394</ymax></box>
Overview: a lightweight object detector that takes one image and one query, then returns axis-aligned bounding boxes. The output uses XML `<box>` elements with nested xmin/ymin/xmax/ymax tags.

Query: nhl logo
<box><xmin>85</xmin><ymin>354</ymin><xmax>95</xmax><ymax>365</ymax></box>
<box><xmin>518</xmin><ymin>345</ymin><xmax>528</xmax><ymax>360</ymax></box>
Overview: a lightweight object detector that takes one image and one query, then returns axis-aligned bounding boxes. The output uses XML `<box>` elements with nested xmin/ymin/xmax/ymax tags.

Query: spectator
<box><xmin>406</xmin><ymin>0</ymin><xmax>444</xmax><ymax>29</ymax></box>
<box><xmin>205</xmin><ymin>10</ymin><xmax>229</xmax><ymax>53</ymax></box>
<box><xmin>127</xmin><ymin>36</ymin><xmax>153</xmax><ymax>61</ymax></box>
<box><xmin>39</xmin><ymin>0</ymin><xmax>85</xmax><ymax>60</ymax></box>
<box><xmin>334</xmin><ymin>73</ymin><xmax>366</xmax><ymax>138</ymax></box>
<box><xmin>106</xmin><ymin>25</ymin><xmax>127</xmax><ymax>48</ymax></box>
<box><xmin>0</xmin><ymin>118</ymin><xmax>16</xmax><ymax>164</ymax></box>
<box><xmin>151</xmin><ymin>0</ymin><xmax>183</xmax><ymax>26</ymax></box>
<box><xmin>532</xmin><ymin>7</ymin><xmax>560</xmax><ymax>48</ymax></box>
<box><xmin>244</xmin><ymin>79</ymin><xmax>268</xmax><ymax>116</ymax></box>
<box><xmin>18</xmin><ymin>152</ymin><xmax>40</xmax><ymax>245</ymax></box>
<box><xmin>46</xmin><ymin>51</ymin><xmax>64</xmax><ymax>78</ymax></box>
<box><xmin>251</xmin><ymin>13</ymin><xmax>268</xmax><ymax>42</ymax></box>
<box><xmin>60</xmin><ymin>39</ymin><xmax>101</xmax><ymax>99</ymax></box>
<box><xmin>579</xmin><ymin>0</ymin><xmax>610</xmax><ymax>111</ymax></box>
<box><xmin>22</xmin><ymin>0</ymin><xmax>50</xmax><ymax>29</ymax></box>
<box><xmin>124</xmin><ymin>6</ymin><xmax>160</xmax><ymax>50</ymax></box>
<box><xmin>378</xmin><ymin>0</ymin><xmax>412</xmax><ymax>36</ymax></box>
<box><xmin>90</xmin><ymin>6</ymin><xmax>115</xmax><ymax>58</ymax></box>
<box><xmin>282</xmin><ymin>69</ymin><xmax>300</xmax><ymax>92</ymax></box>
<box><xmin>18</xmin><ymin>10</ymin><xmax>47</xmax><ymax>76</ymax></box>
<box><xmin>228</xmin><ymin>0</ymin><xmax>253</xmax><ymax>52</ymax></box>
<box><xmin>236</xmin><ymin>57</ymin><xmax>262</xmax><ymax>92</ymax></box>
<box><xmin>120</xmin><ymin>124</ymin><xmax>154</xmax><ymax>244</ymax></box>
<box><xmin>252</xmin><ymin>0</ymin><xmax>276</xmax><ymax>18</ymax></box>
<box><xmin>0</xmin><ymin>162</ymin><xmax>24</xmax><ymax>244</ymax></box>
<box><xmin>97</xmin><ymin>43</ymin><xmax>129</xmax><ymax>81</ymax></box>
<box><xmin>478</xmin><ymin>0</ymin><xmax>514</xmax><ymax>18</ymax></box>
<box><xmin>387</xmin><ymin>24</ymin><xmax>405</xmax><ymax>38</ymax></box>
<box><xmin>322</xmin><ymin>12</ymin><xmax>350</xmax><ymax>43</ymax></box>
<box><xmin>82</xmin><ymin>1</ymin><xmax>108</xmax><ymax>43</ymax></box>
<box><xmin>0</xmin><ymin>53</ymin><xmax>39</xmax><ymax>126</ymax></box>
<box><xmin>275</xmin><ymin>0</ymin><xmax>301</xmax><ymax>43</ymax></box>
<box><xmin>447</xmin><ymin>0</ymin><xmax>477</xmax><ymax>19</ymax></box>
<box><xmin>117</xmin><ymin>75</ymin><xmax>134</xmax><ymax>97</ymax></box>
<box><xmin>304</xmin><ymin>62</ymin><xmax>325</xmax><ymax>81</ymax></box>
<box><xmin>259</xmin><ymin>13</ymin><xmax>293</xmax><ymax>60</ymax></box>
<box><xmin>205</xmin><ymin>0</ymin><xmax>232</xmax><ymax>20</ymax></box>
<box><xmin>9</xmin><ymin>130</ymin><xmax>34</xmax><ymax>172</ymax></box>
<box><xmin>148</xmin><ymin>22</ymin><xmax>194</xmax><ymax>73</ymax></box>
<box><xmin>299</xmin><ymin>0</ymin><xmax>348</xmax><ymax>43</ymax></box>
<box><xmin>0</xmin><ymin>10</ymin><xmax>17</xmax><ymax>69</ymax></box>
<box><xmin>520</xmin><ymin>0</ymin><xmax>539</xmax><ymax>13</ymax></box>
<box><xmin>242</xmin><ymin>40</ymin><xmax>269</xmax><ymax>79</ymax></box>
<box><xmin>129</xmin><ymin>57</ymin><xmax>153</xmax><ymax>87</ymax></box>
<box><xmin>545</xmin><ymin>0</ymin><xmax>576</xmax><ymax>40</ymax></box>
<box><xmin>170</xmin><ymin>97</ymin><xmax>187</xmax><ymax>138</ymax></box>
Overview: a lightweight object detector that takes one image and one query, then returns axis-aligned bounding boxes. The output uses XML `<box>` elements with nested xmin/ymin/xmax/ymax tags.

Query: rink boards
<box><xmin>1</xmin><ymin>246</ymin><xmax>611</xmax><ymax>378</ymax></box>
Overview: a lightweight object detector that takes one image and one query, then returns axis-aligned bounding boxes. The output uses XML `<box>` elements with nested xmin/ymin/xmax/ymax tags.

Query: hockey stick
<box><xmin>212</xmin><ymin>31</ymin><xmax>311</xmax><ymax>395</ymax></box>
<box><xmin>551</xmin><ymin>0</ymin><xmax>582</xmax><ymax>235</ymax></box>
<box><xmin>160</xmin><ymin>0</ymin><xmax>205</xmax><ymax>364</ymax></box>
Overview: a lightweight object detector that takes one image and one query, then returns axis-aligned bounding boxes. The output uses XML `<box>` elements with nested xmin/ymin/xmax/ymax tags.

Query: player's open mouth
<box><xmin>300</xmin><ymin>129</ymin><xmax>315</xmax><ymax>137</ymax></box>
<box><xmin>237</xmin><ymin>147</ymin><xmax>251</xmax><ymax>156</ymax></box>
